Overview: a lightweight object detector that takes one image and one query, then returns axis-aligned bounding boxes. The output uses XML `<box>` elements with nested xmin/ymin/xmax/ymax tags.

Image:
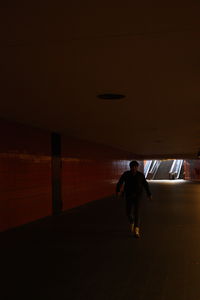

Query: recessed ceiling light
<box><xmin>97</xmin><ymin>93</ymin><xmax>125</xmax><ymax>100</ymax></box>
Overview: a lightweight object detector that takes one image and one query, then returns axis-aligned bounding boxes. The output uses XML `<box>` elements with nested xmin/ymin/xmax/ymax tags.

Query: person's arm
<box><xmin>116</xmin><ymin>172</ymin><xmax>126</xmax><ymax>198</ymax></box>
<box><xmin>142</xmin><ymin>174</ymin><xmax>152</xmax><ymax>200</ymax></box>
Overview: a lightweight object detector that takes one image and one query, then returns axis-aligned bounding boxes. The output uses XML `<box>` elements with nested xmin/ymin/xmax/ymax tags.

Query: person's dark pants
<box><xmin>125</xmin><ymin>196</ymin><xmax>141</xmax><ymax>227</ymax></box>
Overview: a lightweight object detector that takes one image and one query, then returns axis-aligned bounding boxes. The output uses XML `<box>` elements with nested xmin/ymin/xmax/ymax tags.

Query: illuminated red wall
<box><xmin>0</xmin><ymin>119</ymin><xmax>138</xmax><ymax>231</ymax></box>
<box><xmin>0</xmin><ymin>119</ymin><xmax>52</xmax><ymax>231</ymax></box>
<box><xmin>61</xmin><ymin>138</ymin><xmax>130</xmax><ymax>210</ymax></box>
<box><xmin>184</xmin><ymin>160</ymin><xmax>200</xmax><ymax>180</ymax></box>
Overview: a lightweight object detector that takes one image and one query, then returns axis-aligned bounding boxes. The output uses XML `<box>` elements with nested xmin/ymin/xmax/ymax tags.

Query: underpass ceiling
<box><xmin>0</xmin><ymin>1</ymin><xmax>200</xmax><ymax>158</ymax></box>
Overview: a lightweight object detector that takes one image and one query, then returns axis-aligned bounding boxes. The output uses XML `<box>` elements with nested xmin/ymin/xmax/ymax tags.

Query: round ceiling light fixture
<box><xmin>97</xmin><ymin>93</ymin><xmax>125</xmax><ymax>100</ymax></box>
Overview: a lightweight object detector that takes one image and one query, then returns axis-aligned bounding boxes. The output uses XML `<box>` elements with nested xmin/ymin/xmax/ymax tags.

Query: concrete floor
<box><xmin>2</xmin><ymin>181</ymin><xmax>200</xmax><ymax>300</ymax></box>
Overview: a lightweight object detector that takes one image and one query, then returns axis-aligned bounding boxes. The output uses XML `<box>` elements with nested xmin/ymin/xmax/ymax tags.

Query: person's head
<box><xmin>129</xmin><ymin>160</ymin><xmax>139</xmax><ymax>173</ymax></box>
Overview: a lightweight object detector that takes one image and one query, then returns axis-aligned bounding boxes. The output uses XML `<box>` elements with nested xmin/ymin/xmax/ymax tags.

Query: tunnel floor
<box><xmin>2</xmin><ymin>181</ymin><xmax>200</xmax><ymax>300</ymax></box>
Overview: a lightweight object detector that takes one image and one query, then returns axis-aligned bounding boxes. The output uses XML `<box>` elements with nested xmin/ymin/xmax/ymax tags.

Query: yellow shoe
<box><xmin>130</xmin><ymin>223</ymin><xmax>134</xmax><ymax>233</ymax></box>
<box><xmin>134</xmin><ymin>227</ymin><xmax>140</xmax><ymax>238</ymax></box>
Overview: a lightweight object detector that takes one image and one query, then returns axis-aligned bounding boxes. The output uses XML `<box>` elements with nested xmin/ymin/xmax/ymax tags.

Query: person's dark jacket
<box><xmin>116</xmin><ymin>171</ymin><xmax>151</xmax><ymax>198</ymax></box>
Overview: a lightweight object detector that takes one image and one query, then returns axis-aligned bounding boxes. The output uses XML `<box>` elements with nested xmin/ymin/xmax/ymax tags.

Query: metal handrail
<box><xmin>144</xmin><ymin>160</ymin><xmax>152</xmax><ymax>178</ymax></box>
<box><xmin>169</xmin><ymin>160</ymin><xmax>183</xmax><ymax>179</ymax></box>
<box><xmin>148</xmin><ymin>160</ymin><xmax>161</xmax><ymax>179</ymax></box>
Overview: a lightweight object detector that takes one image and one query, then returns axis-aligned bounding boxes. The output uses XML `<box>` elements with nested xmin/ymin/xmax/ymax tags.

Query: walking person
<box><xmin>116</xmin><ymin>160</ymin><xmax>152</xmax><ymax>238</ymax></box>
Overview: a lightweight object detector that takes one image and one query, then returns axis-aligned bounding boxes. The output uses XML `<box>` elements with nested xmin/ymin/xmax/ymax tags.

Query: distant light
<box><xmin>97</xmin><ymin>93</ymin><xmax>125</xmax><ymax>100</ymax></box>
<box><xmin>149</xmin><ymin>180</ymin><xmax>185</xmax><ymax>184</ymax></box>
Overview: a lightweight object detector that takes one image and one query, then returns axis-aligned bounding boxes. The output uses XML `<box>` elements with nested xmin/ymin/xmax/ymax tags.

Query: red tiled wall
<box><xmin>0</xmin><ymin>119</ymin><xmax>52</xmax><ymax>231</ymax></box>
<box><xmin>0</xmin><ymin>119</ymin><xmax>141</xmax><ymax>231</ymax></box>
<box><xmin>61</xmin><ymin>159</ymin><xmax>128</xmax><ymax>210</ymax></box>
<box><xmin>61</xmin><ymin>137</ymin><xmax>143</xmax><ymax>210</ymax></box>
<box><xmin>184</xmin><ymin>160</ymin><xmax>200</xmax><ymax>180</ymax></box>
